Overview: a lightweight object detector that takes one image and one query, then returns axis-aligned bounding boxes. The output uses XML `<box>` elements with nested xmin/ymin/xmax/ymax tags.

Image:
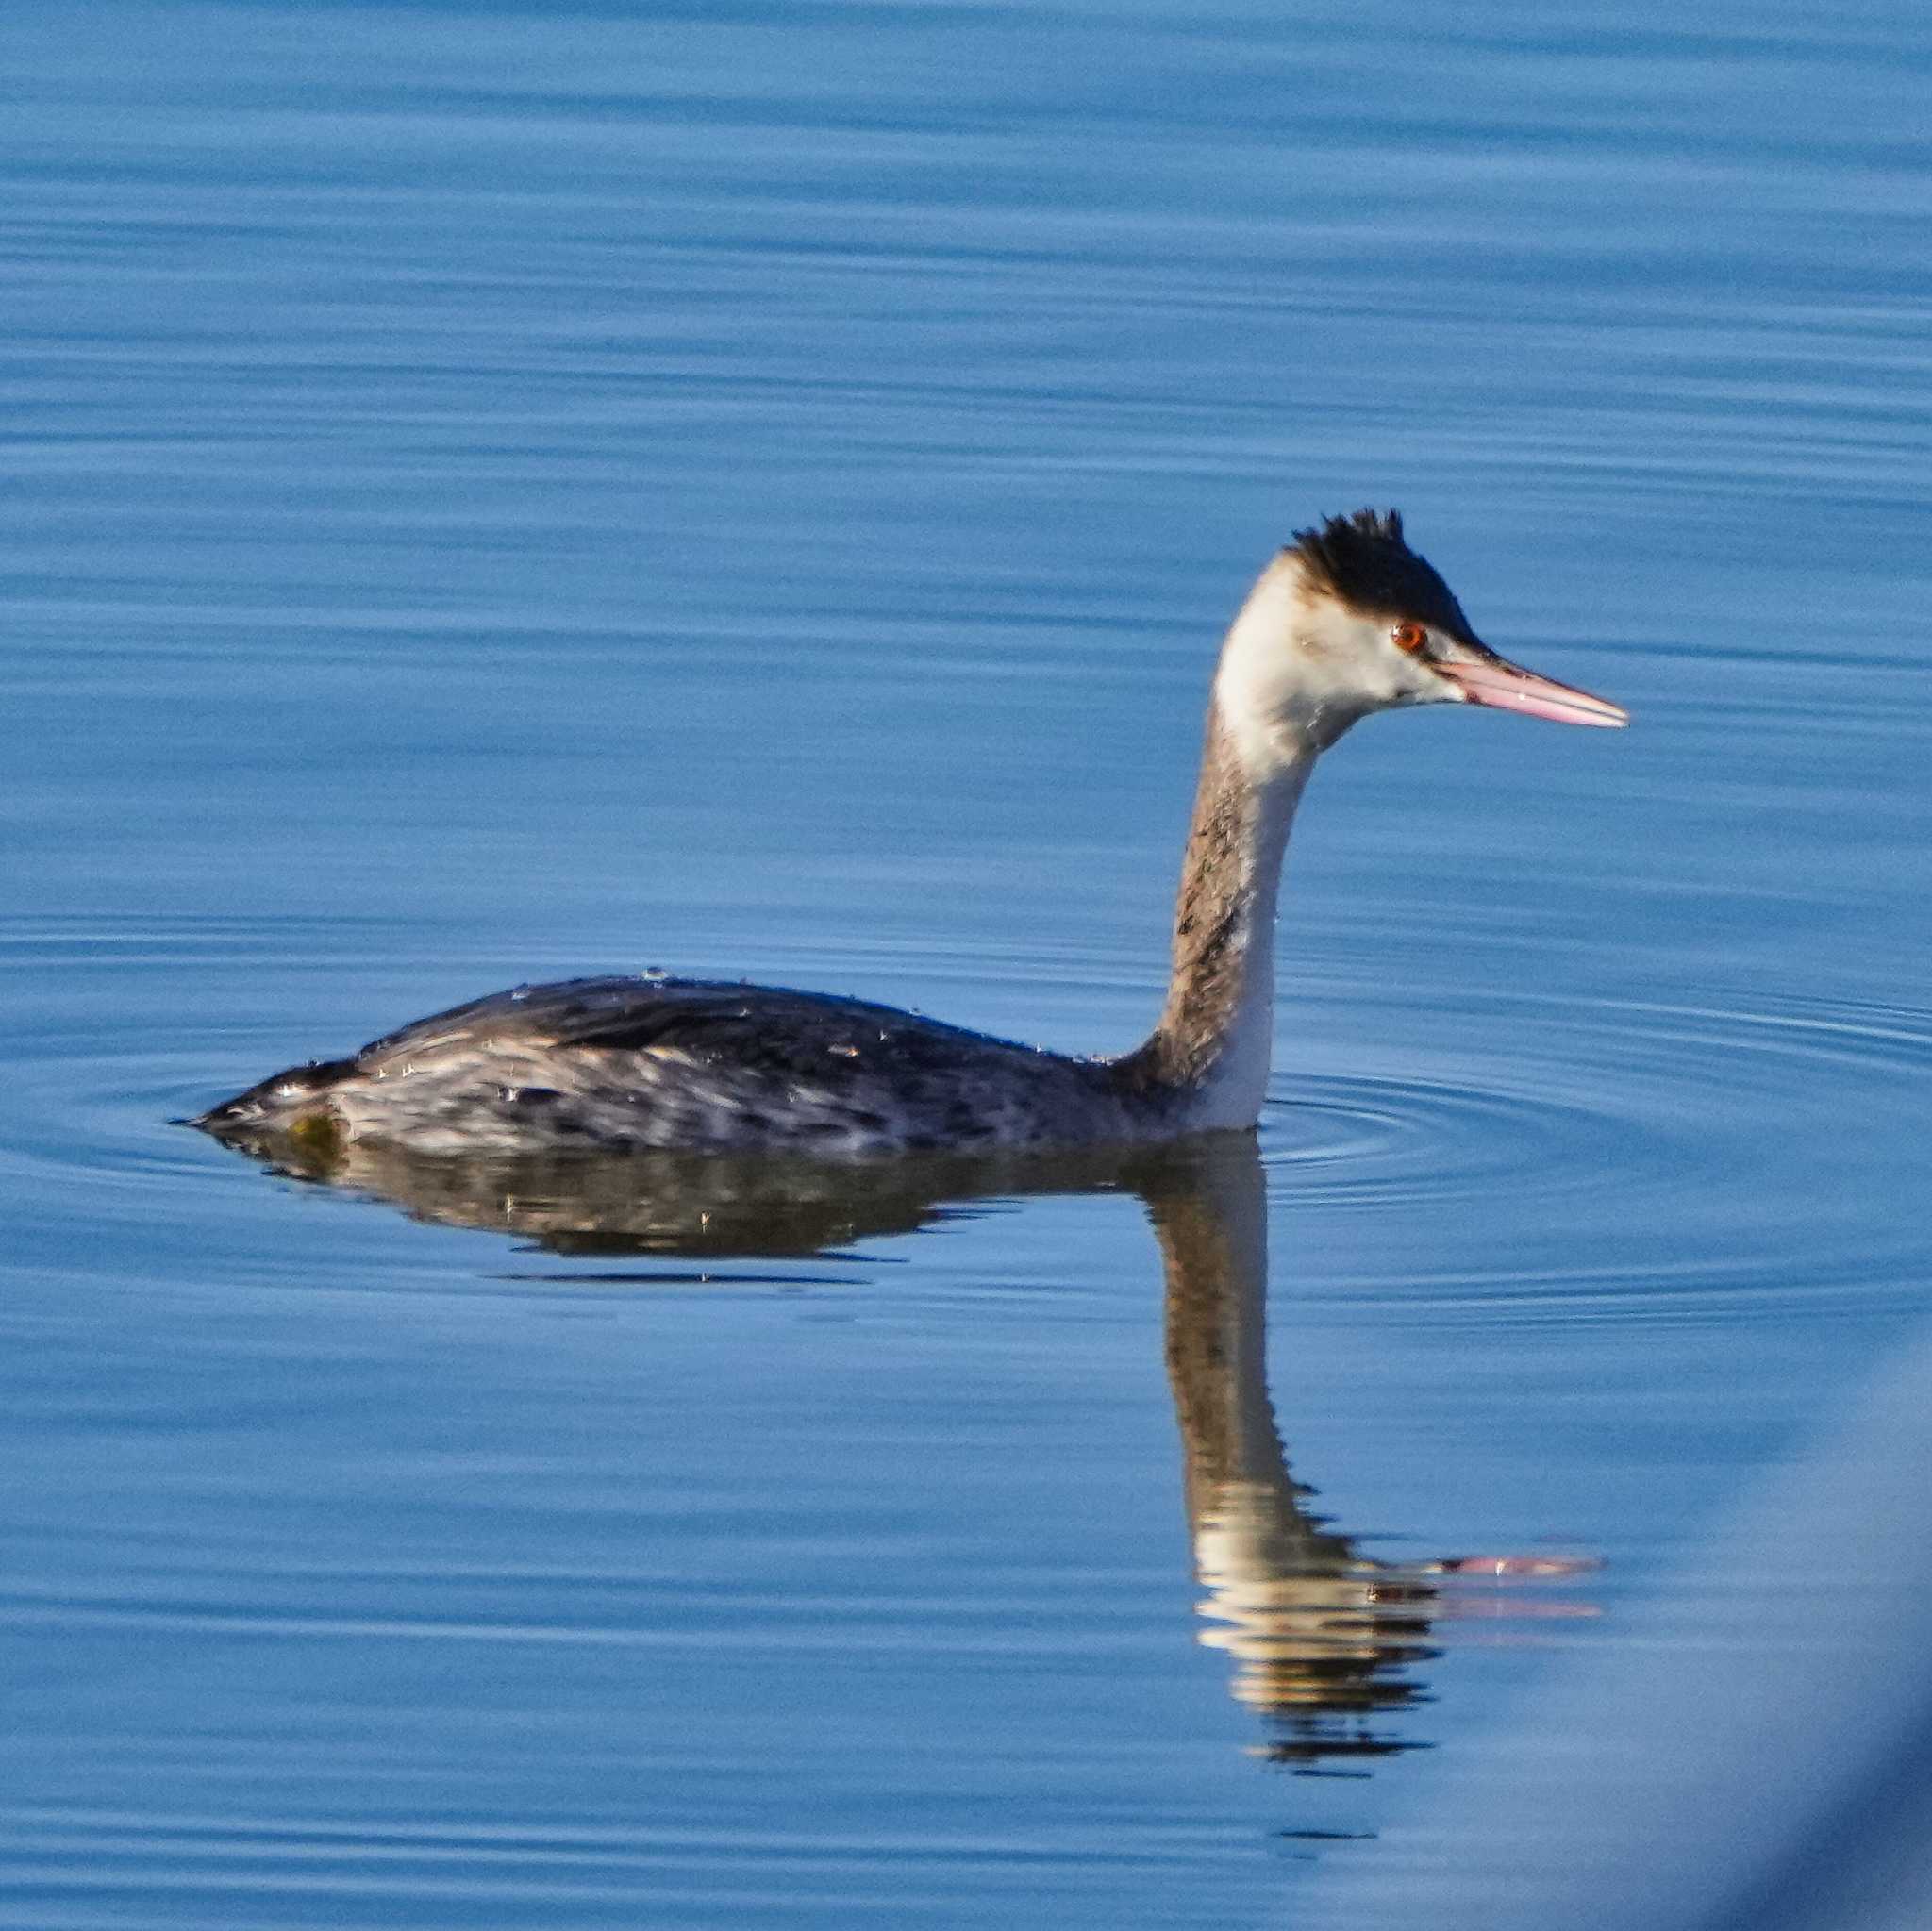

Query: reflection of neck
<box><xmin>1113</xmin><ymin>716</ymin><xmax>1311</xmax><ymax>1130</ymax></box>
<box><xmin>1146</xmin><ymin>1147</ymin><xmax>1344</xmax><ymax>1565</ymax></box>
<box><xmin>1148</xmin><ymin>1146</ymin><xmax>1435</xmax><ymax>1743</ymax></box>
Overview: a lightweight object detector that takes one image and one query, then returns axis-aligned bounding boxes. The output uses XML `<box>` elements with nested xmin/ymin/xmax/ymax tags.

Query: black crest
<box><xmin>1288</xmin><ymin>508</ymin><xmax>1477</xmax><ymax>641</ymax></box>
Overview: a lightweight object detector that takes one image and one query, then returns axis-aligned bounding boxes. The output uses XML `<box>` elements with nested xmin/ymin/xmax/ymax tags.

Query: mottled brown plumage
<box><xmin>1111</xmin><ymin>715</ymin><xmax>1283</xmax><ymax>1100</ymax></box>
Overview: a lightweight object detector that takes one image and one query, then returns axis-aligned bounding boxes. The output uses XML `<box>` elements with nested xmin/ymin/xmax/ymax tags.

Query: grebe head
<box><xmin>1214</xmin><ymin>508</ymin><xmax>1628</xmax><ymax>773</ymax></box>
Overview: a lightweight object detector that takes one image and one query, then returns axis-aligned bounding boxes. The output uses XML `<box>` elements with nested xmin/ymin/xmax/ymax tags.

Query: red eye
<box><xmin>1391</xmin><ymin>622</ymin><xmax>1428</xmax><ymax>655</ymax></box>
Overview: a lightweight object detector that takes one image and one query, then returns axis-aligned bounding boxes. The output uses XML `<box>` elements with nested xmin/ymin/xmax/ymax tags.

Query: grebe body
<box><xmin>208</xmin><ymin>975</ymin><xmax>1149</xmax><ymax>1158</ymax></box>
<box><xmin>196</xmin><ymin>512</ymin><xmax>1625</xmax><ymax>1159</ymax></box>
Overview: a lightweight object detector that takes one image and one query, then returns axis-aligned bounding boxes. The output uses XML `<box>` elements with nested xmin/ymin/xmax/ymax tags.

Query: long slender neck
<box><xmin>1116</xmin><ymin>703</ymin><xmax>1314</xmax><ymax>1127</ymax></box>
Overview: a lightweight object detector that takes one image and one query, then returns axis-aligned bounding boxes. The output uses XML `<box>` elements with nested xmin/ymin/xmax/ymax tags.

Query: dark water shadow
<box><xmin>201</xmin><ymin>1124</ymin><xmax>1590</xmax><ymax>1768</ymax></box>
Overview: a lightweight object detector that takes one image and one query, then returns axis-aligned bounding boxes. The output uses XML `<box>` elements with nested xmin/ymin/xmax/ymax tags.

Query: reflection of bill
<box><xmin>195</xmin><ymin>1118</ymin><xmax>1594</xmax><ymax>1768</ymax></box>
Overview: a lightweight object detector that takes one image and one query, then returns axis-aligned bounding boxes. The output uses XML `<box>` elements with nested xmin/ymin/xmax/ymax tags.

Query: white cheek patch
<box><xmin>1211</xmin><ymin>563</ymin><xmax>1389</xmax><ymax>770</ymax></box>
<box><xmin>1212</xmin><ymin>564</ymin><xmax>1307</xmax><ymax>771</ymax></box>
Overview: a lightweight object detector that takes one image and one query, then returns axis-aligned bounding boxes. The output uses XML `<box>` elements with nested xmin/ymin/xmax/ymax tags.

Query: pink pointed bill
<box><xmin>1436</xmin><ymin>650</ymin><xmax>1629</xmax><ymax>728</ymax></box>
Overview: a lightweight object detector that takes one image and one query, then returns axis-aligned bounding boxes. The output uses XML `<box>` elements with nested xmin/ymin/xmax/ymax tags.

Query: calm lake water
<box><xmin>6</xmin><ymin>2</ymin><xmax>1932</xmax><ymax>1924</ymax></box>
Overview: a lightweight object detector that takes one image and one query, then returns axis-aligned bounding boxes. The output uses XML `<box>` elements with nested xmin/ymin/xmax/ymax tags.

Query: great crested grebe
<box><xmin>196</xmin><ymin>511</ymin><xmax>1626</xmax><ymax>1159</ymax></box>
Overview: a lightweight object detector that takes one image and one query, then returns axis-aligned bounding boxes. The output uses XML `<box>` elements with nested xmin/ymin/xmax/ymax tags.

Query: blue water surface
<box><xmin>4</xmin><ymin>2</ymin><xmax>1930</xmax><ymax>1924</ymax></box>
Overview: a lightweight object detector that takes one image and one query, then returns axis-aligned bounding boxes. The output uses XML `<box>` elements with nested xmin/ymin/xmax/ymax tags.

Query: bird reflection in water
<box><xmin>1150</xmin><ymin>1158</ymin><xmax>1440</xmax><ymax>1767</ymax></box>
<box><xmin>204</xmin><ymin>1120</ymin><xmax>1593</xmax><ymax>1767</ymax></box>
<box><xmin>1143</xmin><ymin>1153</ymin><xmax>1592</xmax><ymax>1767</ymax></box>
